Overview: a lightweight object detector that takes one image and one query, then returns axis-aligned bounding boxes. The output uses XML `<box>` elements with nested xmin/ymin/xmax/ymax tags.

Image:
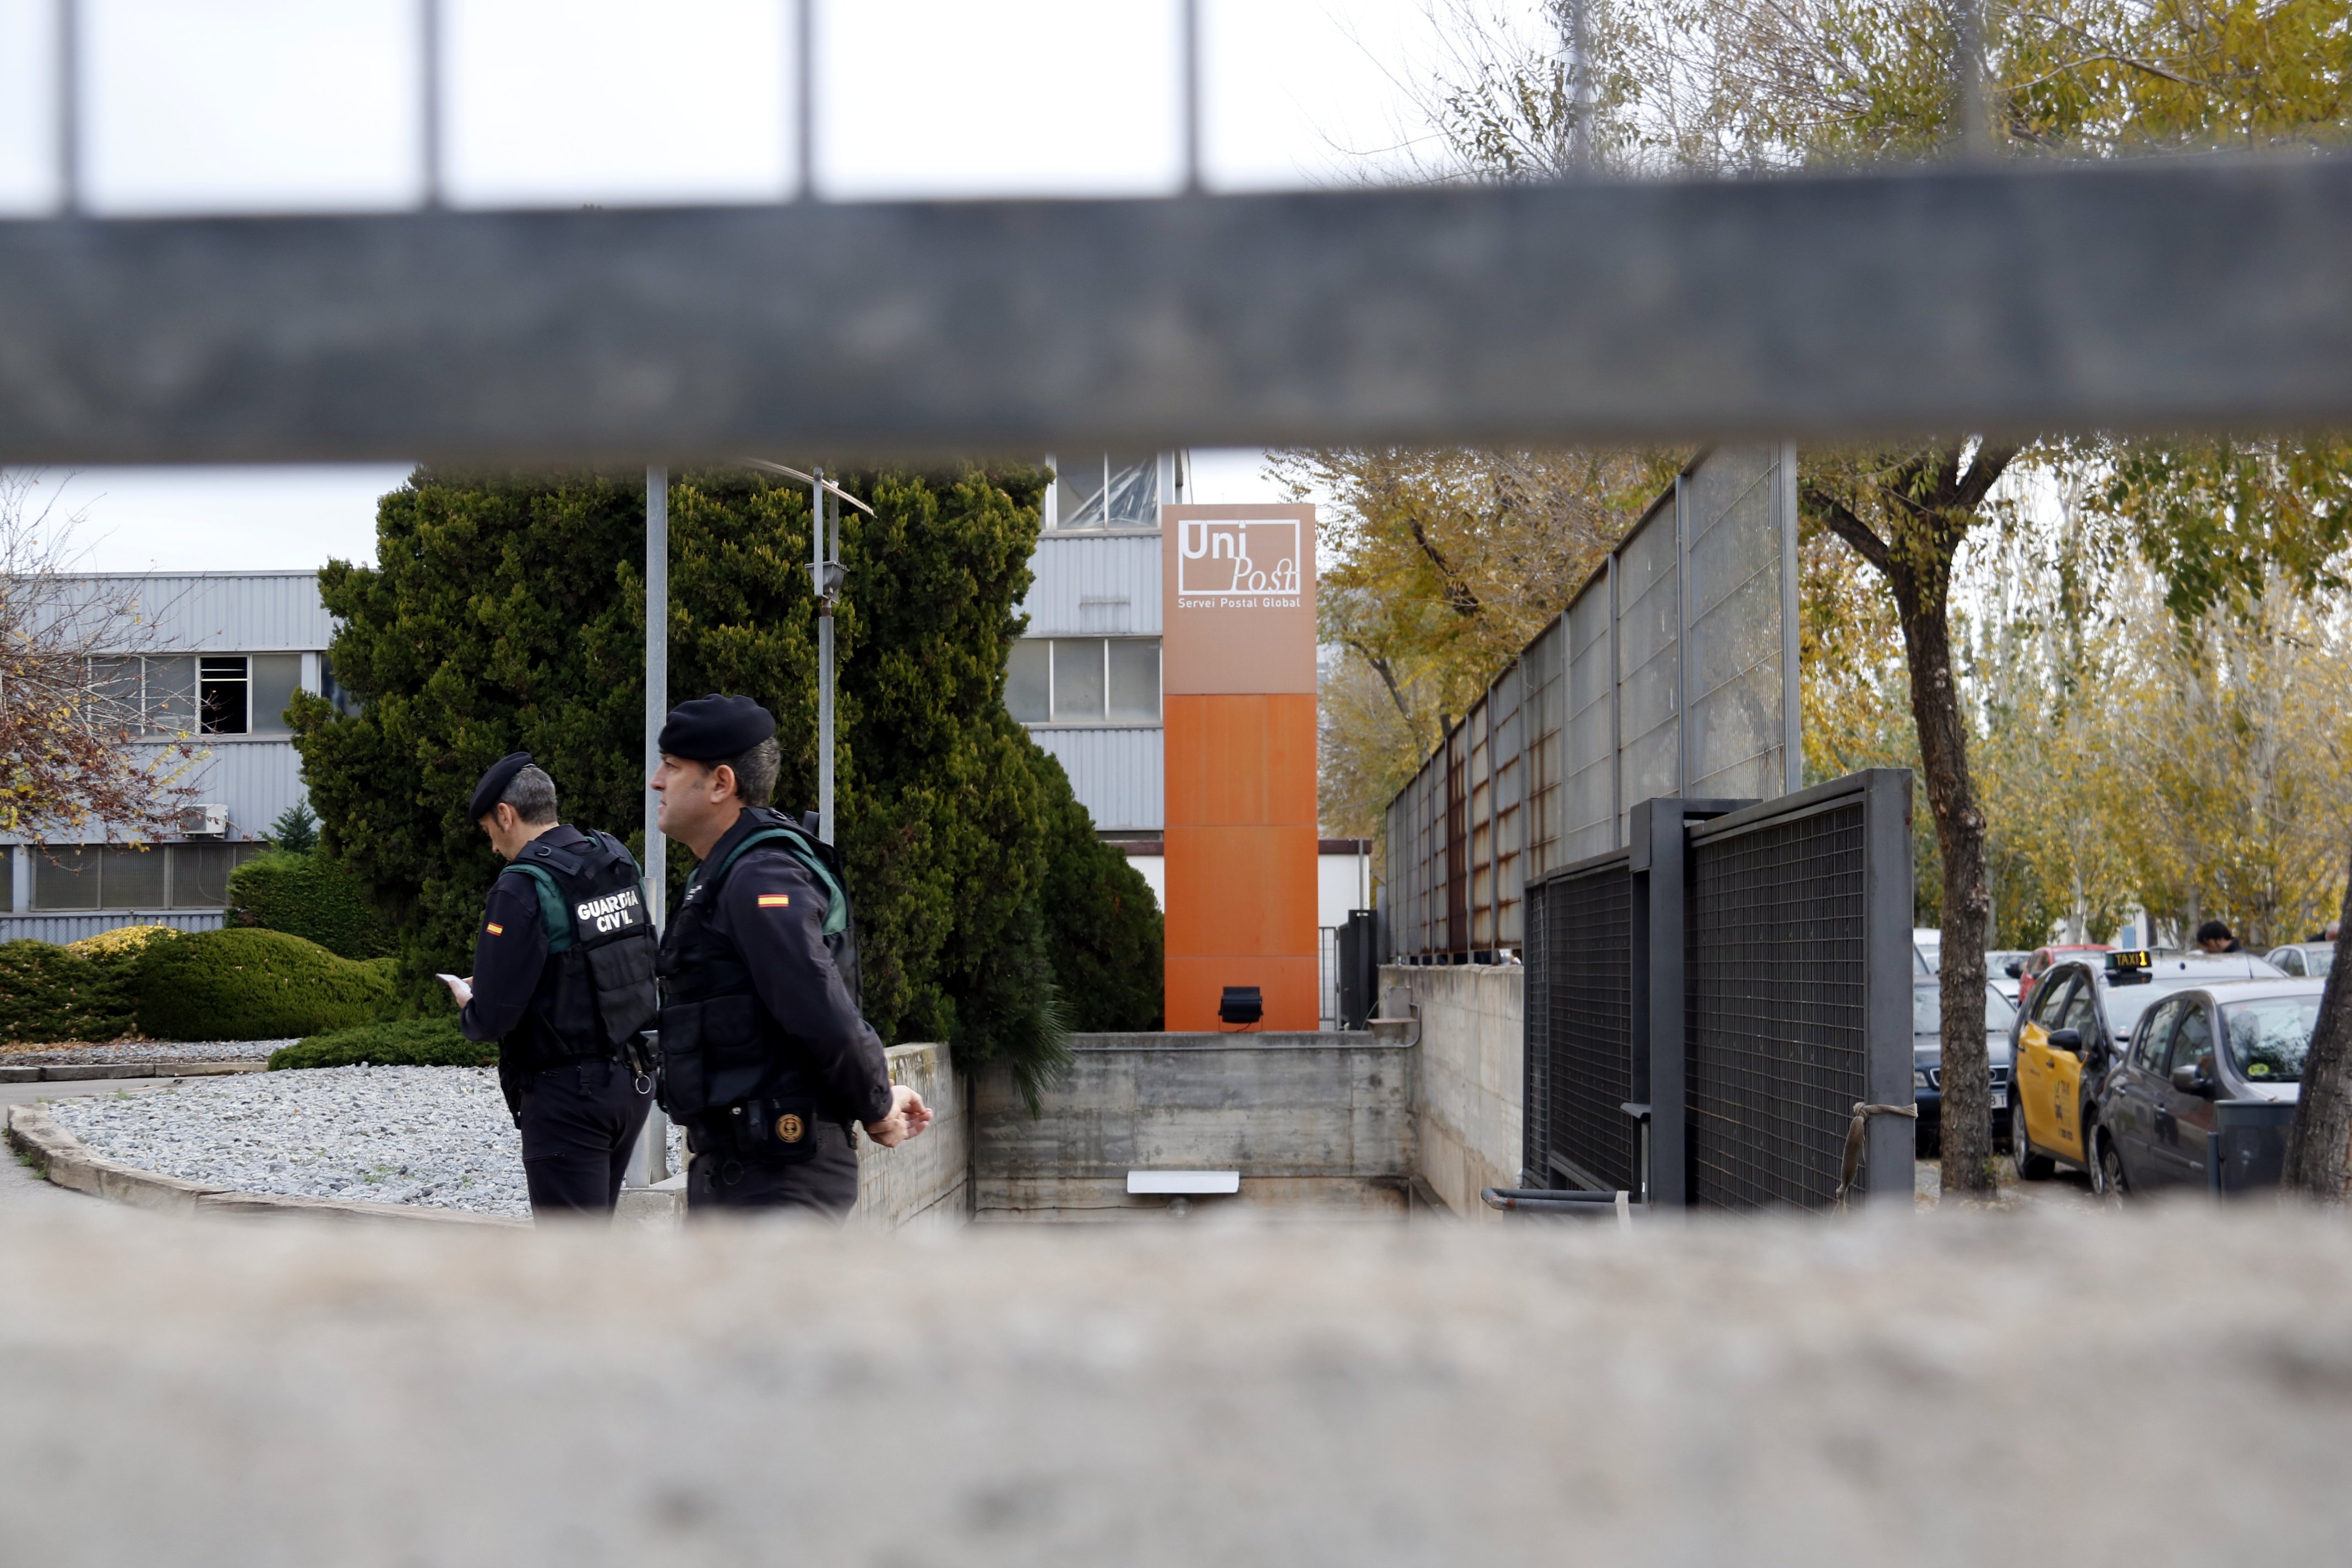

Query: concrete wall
<box><xmin>852</xmin><ymin>1042</ymin><xmax>967</xmax><ymax>1229</ymax></box>
<box><xmin>974</xmin><ymin>1032</ymin><xmax>1413</xmax><ymax>1221</ymax></box>
<box><xmin>1382</xmin><ymin>963</ymin><xmax>1524</xmax><ymax>1220</ymax></box>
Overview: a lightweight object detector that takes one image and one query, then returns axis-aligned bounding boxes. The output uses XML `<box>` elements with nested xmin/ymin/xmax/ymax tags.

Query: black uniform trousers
<box><xmin>685</xmin><ymin>1118</ymin><xmax>859</xmax><ymax>1221</ymax></box>
<box><xmin>518</xmin><ymin>1058</ymin><xmax>654</xmax><ymax>1217</ymax></box>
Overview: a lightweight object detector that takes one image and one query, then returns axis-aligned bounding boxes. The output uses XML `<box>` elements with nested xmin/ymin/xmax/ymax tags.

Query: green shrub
<box><xmin>0</xmin><ymin>941</ymin><xmax>118</xmax><ymax>1043</ymax></box>
<box><xmin>0</xmin><ymin>925</ymin><xmax>179</xmax><ymax>1043</ymax></box>
<box><xmin>269</xmin><ymin>1016</ymin><xmax>494</xmax><ymax>1070</ymax></box>
<box><xmin>228</xmin><ymin>851</ymin><xmax>393</xmax><ymax>959</ymax></box>
<box><xmin>134</xmin><ymin>928</ymin><xmax>398</xmax><ymax>1041</ymax></box>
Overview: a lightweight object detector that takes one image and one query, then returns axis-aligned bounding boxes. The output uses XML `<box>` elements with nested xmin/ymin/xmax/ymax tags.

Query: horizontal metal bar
<box><xmin>3</xmin><ymin>155</ymin><xmax>2351</xmax><ymax>464</ymax></box>
<box><xmin>1684</xmin><ymin>771</ymin><xmax>1877</xmax><ymax>847</ymax></box>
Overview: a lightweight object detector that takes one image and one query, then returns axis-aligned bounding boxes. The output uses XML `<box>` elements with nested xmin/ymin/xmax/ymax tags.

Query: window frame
<box><xmin>1009</xmin><ymin>635</ymin><xmax>1163</xmax><ymax>727</ymax></box>
<box><xmin>198</xmin><ymin>655</ymin><xmax>252</xmax><ymax>735</ymax></box>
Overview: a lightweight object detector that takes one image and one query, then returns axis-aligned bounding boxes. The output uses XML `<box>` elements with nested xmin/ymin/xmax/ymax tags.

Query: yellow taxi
<box><xmin>2011</xmin><ymin>949</ymin><xmax>2284</xmax><ymax>1186</ymax></box>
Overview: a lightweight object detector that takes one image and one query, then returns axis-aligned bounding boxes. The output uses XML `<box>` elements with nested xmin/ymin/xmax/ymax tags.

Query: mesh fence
<box><xmin>1684</xmin><ymin>801</ymin><xmax>1870</xmax><ymax>1210</ymax></box>
<box><xmin>1526</xmin><ymin>856</ymin><xmax>1637</xmax><ymax>1193</ymax></box>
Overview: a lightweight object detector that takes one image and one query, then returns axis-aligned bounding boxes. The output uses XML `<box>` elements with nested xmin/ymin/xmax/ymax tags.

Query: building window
<box><xmin>81</xmin><ymin>654</ymin><xmax>306</xmax><ymax>737</ymax></box>
<box><xmin>1006</xmin><ymin>637</ymin><xmax>1160</xmax><ymax>724</ymax></box>
<box><xmin>29</xmin><ymin>843</ymin><xmax>266</xmax><ymax>911</ymax></box>
<box><xmin>1046</xmin><ymin>453</ymin><xmax>1176</xmax><ymax>531</ymax></box>
<box><xmin>199</xmin><ymin>656</ymin><xmax>249</xmax><ymax>734</ymax></box>
<box><xmin>139</xmin><ymin>656</ymin><xmax>198</xmax><ymax>735</ymax></box>
<box><xmin>247</xmin><ymin>654</ymin><xmax>303</xmax><ymax>736</ymax></box>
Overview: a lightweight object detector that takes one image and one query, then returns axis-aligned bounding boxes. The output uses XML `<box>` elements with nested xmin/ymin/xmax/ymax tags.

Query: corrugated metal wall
<box><xmin>1016</xmin><ymin>534</ymin><xmax>1163</xmax><ymax>636</ymax></box>
<box><xmin>0</xmin><ymin>910</ymin><xmax>226</xmax><ymax>944</ymax></box>
<box><xmin>64</xmin><ymin>571</ymin><xmax>335</xmax><ymax>652</ymax></box>
<box><xmin>1029</xmin><ymin>727</ymin><xmax>1163</xmax><ymax>832</ymax></box>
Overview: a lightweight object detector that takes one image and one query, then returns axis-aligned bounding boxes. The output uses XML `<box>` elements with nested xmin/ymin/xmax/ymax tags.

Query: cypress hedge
<box><xmin>228</xmin><ymin>850</ymin><xmax>393</xmax><ymax>959</ymax></box>
<box><xmin>290</xmin><ymin>466</ymin><xmax>1162</xmax><ymax>1093</ymax></box>
<box><xmin>134</xmin><ymin>929</ymin><xmax>397</xmax><ymax>1041</ymax></box>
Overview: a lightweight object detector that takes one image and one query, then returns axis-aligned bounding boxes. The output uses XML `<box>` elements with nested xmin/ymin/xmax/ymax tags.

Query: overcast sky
<box><xmin>0</xmin><ymin>0</ymin><xmax>1473</xmax><ymax>572</ymax></box>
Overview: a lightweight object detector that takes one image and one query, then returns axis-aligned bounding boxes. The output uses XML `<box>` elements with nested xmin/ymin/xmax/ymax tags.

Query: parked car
<box><xmin>2012</xmin><ymin>949</ymin><xmax>2285</xmax><ymax>1186</ymax></box>
<box><xmin>1913</xmin><ymin>978</ymin><xmax>2017</xmax><ymax>1153</ymax></box>
<box><xmin>1986</xmin><ymin>950</ymin><xmax>2030</xmax><ymax>1004</ymax></box>
<box><xmin>1914</xmin><ymin>929</ymin><xmax>1941</xmax><ymax>972</ymax></box>
<box><xmin>2263</xmin><ymin>943</ymin><xmax>2335</xmax><ymax>979</ymax></box>
<box><xmin>2090</xmin><ymin>978</ymin><xmax>2324</xmax><ymax>1197</ymax></box>
<box><xmin>2011</xmin><ymin>943</ymin><xmax>2113</xmax><ymax>1013</ymax></box>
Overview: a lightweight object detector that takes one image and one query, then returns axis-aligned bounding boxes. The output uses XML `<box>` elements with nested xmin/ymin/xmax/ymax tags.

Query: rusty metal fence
<box><xmin>1382</xmin><ymin>445</ymin><xmax>1800</xmax><ymax>962</ymax></box>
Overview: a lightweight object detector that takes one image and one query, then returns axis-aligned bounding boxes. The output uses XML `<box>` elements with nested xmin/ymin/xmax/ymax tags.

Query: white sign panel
<box><xmin>1175</xmin><ymin>517</ymin><xmax>1303</xmax><ymax>605</ymax></box>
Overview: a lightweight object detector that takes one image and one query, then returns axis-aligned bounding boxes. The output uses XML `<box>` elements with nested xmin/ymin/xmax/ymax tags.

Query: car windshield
<box><xmin>2223</xmin><ymin>997</ymin><xmax>2321</xmax><ymax>1083</ymax></box>
<box><xmin>2312</xmin><ymin>948</ymin><xmax>2337</xmax><ymax>977</ymax></box>
<box><xmin>1914</xmin><ymin>984</ymin><xmax>2016</xmax><ymax>1034</ymax></box>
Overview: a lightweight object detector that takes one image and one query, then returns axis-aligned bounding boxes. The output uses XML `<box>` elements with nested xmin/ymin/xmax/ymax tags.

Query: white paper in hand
<box><xmin>436</xmin><ymin>973</ymin><xmax>473</xmax><ymax>1007</ymax></box>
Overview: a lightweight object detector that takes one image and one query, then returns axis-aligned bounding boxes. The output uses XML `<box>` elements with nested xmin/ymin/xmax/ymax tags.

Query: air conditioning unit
<box><xmin>180</xmin><ymin>804</ymin><xmax>228</xmax><ymax>838</ymax></box>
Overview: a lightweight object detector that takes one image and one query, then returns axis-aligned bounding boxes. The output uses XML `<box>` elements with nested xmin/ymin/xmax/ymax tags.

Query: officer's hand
<box><xmin>864</xmin><ymin>1085</ymin><xmax>930</xmax><ymax>1148</ymax></box>
<box><xmin>901</xmin><ymin>1086</ymin><xmax>933</xmax><ymax>1136</ymax></box>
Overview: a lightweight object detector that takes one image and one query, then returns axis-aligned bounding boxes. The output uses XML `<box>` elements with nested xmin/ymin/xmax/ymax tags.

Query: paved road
<box><xmin>0</xmin><ymin>1077</ymin><xmax>183</xmax><ymax>1217</ymax></box>
<box><xmin>1917</xmin><ymin>1155</ymin><xmax>2103</xmax><ymax>1212</ymax></box>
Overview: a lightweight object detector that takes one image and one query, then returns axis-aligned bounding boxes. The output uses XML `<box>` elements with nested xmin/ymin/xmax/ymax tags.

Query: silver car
<box><xmin>2263</xmin><ymin>943</ymin><xmax>2335</xmax><ymax>979</ymax></box>
<box><xmin>2090</xmin><ymin>977</ymin><xmax>2324</xmax><ymax>1196</ymax></box>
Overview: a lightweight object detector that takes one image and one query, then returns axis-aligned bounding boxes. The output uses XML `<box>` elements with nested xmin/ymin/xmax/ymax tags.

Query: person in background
<box><xmin>440</xmin><ymin>753</ymin><xmax>659</xmax><ymax>1218</ymax></box>
<box><xmin>648</xmin><ymin>695</ymin><xmax>929</xmax><ymax>1219</ymax></box>
<box><xmin>2196</xmin><ymin>919</ymin><xmax>2243</xmax><ymax>954</ymax></box>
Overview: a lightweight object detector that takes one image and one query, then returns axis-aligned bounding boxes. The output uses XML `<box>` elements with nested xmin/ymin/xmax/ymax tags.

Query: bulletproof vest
<box><xmin>496</xmin><ymin>829</ymin><xmax>661</xmax><ymax>1070</ymax></box>
<box><xmin>655</xmin><ymin>807</ymin><xmax>860</xmax><ymax>1126</ymax></box>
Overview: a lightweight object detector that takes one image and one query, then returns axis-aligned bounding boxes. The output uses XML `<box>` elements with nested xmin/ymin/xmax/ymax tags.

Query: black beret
<box><xmin>468</xmin><ymin>752</ymin><xmax>535</xmax><ymax>822</ymax></box>
<box><xmin>658</xmin><ymin>694</ymin><xmax>777</xmax><ymax>761</ymax></box>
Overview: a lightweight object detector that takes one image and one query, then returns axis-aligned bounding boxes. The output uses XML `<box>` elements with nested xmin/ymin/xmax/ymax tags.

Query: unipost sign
<box><xmin>1163</xmin><ymin>507</ymin><xmax>1315</xmax><ymax>694</ymax></box>
<box><xmin>1161</xmin><ymin>503</ymin><xmax>1318</xmax><ymax>1031</ymax></box>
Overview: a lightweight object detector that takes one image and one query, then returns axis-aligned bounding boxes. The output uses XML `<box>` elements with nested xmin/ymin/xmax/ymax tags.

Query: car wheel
<box><xmin>2097</xmin><ymin>1134</ymin><xmax>2128</xmax><ymax>1205</ymax></box>
<box><xmin>2013</xmin><ymin>1120</ymin><xmax>2055</xmax><ymax>1182</ymax></box>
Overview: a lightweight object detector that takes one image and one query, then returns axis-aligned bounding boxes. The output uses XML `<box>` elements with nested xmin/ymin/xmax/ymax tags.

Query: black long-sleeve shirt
<box><xmin>458</xmin><ymin>824</ymin><xmax>592</xmax><ymax>1044</ymax></box>
<box><xmin>683</xmin><ymin>810</ymin><xmax>893</xmax><ymax>1125</ymax></box>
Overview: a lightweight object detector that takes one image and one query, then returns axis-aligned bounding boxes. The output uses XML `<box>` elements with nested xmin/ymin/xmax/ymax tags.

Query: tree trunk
<box><xmin>1888</xmin><ymin>575</ymin><xmax>1996</xmax><ymax>1198</ymax></box>
<box><xmin>2283</xmin><ymin>857</ymin><xmax>2352</xmax><ymax>1197</ymax></box>
<box><xmin>1804</xmin><ymin>443</ymin><xmax>2013</xmax><ymax>1200</ymax></box>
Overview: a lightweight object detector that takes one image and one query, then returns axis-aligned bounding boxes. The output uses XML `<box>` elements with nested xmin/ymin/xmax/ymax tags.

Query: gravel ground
<box><xmin>45</xmin><ymin>1066</ymin><xmax>684</xmax><ymax>1218</ymax></box>
<box><xmin>1</xmin><ymin>1039</ymin><xmax>287</xmax><ymax>1064</ymax></box>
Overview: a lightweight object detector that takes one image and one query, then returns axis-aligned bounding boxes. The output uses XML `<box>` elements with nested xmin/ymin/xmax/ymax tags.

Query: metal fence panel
<box><xmin>1615</xmin><ymin>503</ymin><xmax>1680</xmax><ymax>840</ymax></box>
<box><xmin>1683</xmin><ymin>775</ymin><xmax>1910</xmax><ymax>1210</ymax></box>
<box><xmin>1683</xmin><ymin>447</ymin><xmax>1789</xmax><ymax>800</ymax></box>
<box><xmin>1523</xmin><ymin>618</ymin><xmax>1565</xmax><ymax>883</ymax></box>
<box><xmin>1381</xmin><ymin>448</ymin><xmax>1798</xmax><ymax>961</ymax></box>
<box><xmin>1525</xmin><ymin>853</ymin><xmax>1638</xmax><ymax>1193</ymax></box>
<box><xmin>1561</xmin><ymin>581</ymin><xmax>1615</xmax><ymax>864</ymax></box>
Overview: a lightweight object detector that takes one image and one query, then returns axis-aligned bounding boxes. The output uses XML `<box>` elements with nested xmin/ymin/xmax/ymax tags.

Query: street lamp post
<box><xmin>739</xmin><ymin>458</ymin><xmax>871</xmax><ymax>846</ymax></box>
<box><xmin>627</xmin><ymin>465</ymin><xmax>672</xmax><ymax>1188</ymax></box>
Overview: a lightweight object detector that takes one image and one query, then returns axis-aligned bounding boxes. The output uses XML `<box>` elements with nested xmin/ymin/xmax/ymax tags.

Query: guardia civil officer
<box><xmin>649</xmin><ymin>695</ymin><xmax>929</xmax><ymax>1218</ymax></box>
<box><xmin>440</xmin><ymin>753</ymin><xmax>660</xmax><ymax>1218</ymax></box>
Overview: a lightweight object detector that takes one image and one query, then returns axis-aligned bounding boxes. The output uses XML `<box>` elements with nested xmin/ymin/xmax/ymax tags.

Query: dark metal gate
<box><xmin>1522</xmin><ymin>849</ymin><xmax>1636</xmax><ymax>1194</ymax></box>
<box><xmin>1521</xmin><ymin>770</ymin><xmax>1913</xmax><ymax>1210</ymax></box>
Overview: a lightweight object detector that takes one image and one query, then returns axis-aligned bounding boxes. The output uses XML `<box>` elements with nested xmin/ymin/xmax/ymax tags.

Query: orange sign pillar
<box><xmin>1160</xmin><ymin>503</ymin><xmax>1318</xmax><ymax>1031</ymax></box>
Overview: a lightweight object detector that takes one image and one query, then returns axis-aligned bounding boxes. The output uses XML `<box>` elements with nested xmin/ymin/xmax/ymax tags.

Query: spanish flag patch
<box><xmin>485</xmin><ymin>922</ymin><xmax>504</xmax><ymax>935</ymax></box>
<box><xmin>757</xmin><ymin>894</ymin><xmax>791</xmax><ymax>908</ymax></box>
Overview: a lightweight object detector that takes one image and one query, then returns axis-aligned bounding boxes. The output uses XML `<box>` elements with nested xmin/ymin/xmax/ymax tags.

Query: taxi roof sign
<box><xmin>2108</xmin><ymin>949</ymin><xmax>2154</xmax><ymax>983</ymax></box>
